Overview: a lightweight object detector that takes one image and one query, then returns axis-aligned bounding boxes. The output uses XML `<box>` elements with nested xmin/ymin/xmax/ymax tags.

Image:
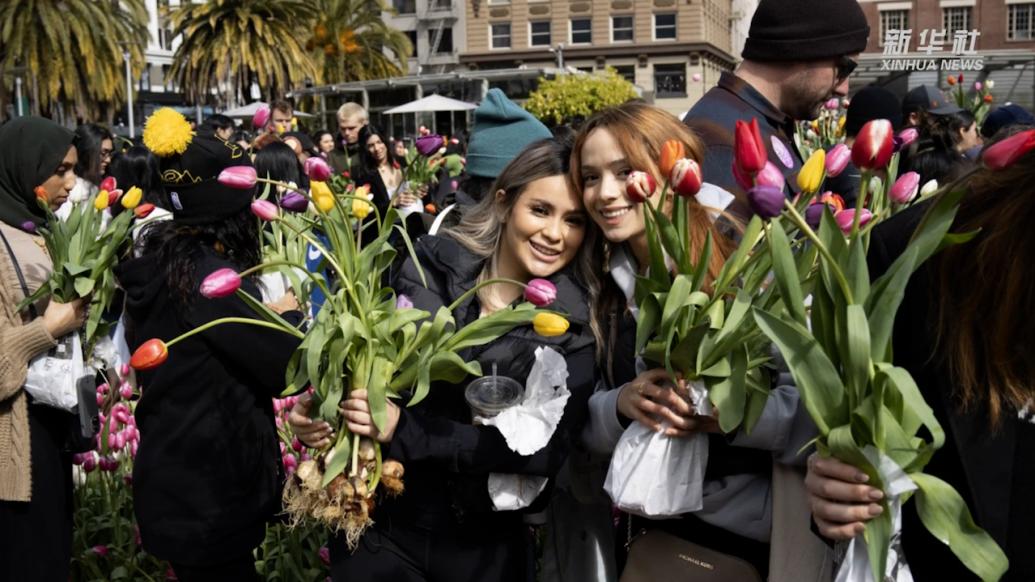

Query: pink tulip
<box><xmin>851</xmin><ymin>120</ymin><xmax>895</xmax><ymax>170</ymax></box>
<box><xmin>218</xmin><ymin>166</ymin><xmax>258</xmax><ymax>189</ymax></box>
<box><xmin>319</xmin><ymin>546</ymin><xmax>331</xmax><ymax>566</ymax></box>
<box><xmin>292</xmin><ymin>437</ymin><xmax>303</xmax><ymax>452</ymax></box>
<box><xmin>825</xmin><ymin>144</ymin><xmax>851</xmax><ymax>177</ymax></box>
<box><xmin>283</xmin><ymin>453</ymin><xmax>298</xmax><ymax>475</ymax></box>
<box><xmin>889</xmin><ymin>172</ymin><xmax>920</xmax><ymax>204</ymax></box>
<box><xmin>96</xmin><ymin>392</ymin><xmax>105</xmax><ymax>406</ymax></box>
<box><xmin>83</xmin><ymin>454</ymin><xmax>97</xmax><ymax>473</ymax></box>
<box><xmin>251</xmin><ymin>199</ymin><xmax>280</xmax><ymax>221</ymax></box>
<box><xmin>895</xmin><ymin>128</ymin><xmax>919</xmax><ymax>151</ymax></box>
<box><xmin>524</xmin><ymin>279</ymin><xmax>558</xmax><ymax>307</ymax></box>
<box><xmin>113</xmin><ymin>431</ymin><xmax>126</xmax><ymax>451</ymax></box>
<box><xmin>669</xmin><ymin>158</ymin><xmax>703</xmax><ymax>198</ymax></box>
<box><xmin>304</xmin><ymin>156</ymin><xmax>332</xmax><ymax>182</ymax></box>
<box><xmin>395</xmin><ymin>294</ymin><xmax>414</xmax><ymax>309</ymax></box>
<box><xmin>119</xmin><ymin>382</ymin><xmax>134</xmax><ymax>400</ymax></box>
<box><xmin>974</xmin><ymin>81</ymin><xmax>983</xmax><ymax>92</ymax></box>
<box><xmin>120</xmin><ymin>363</ymin><xmax>131</xmax><ymax>377</ymax></box>
<box><xmin>98</xmin><ymin>382</ymin><xmax>109</xmax><ymax>395</ymax></box>
<box><xmin>112</xmin><ymin>404</ymin><xmax>130</xmax><ymax>425</ymax></box>
<box><xmin>755</xmin><ymin>161</ymin><xmax>786</xmax><ymax>189</ymax></box>
<box><xmin>200</xmin><ymin>268</ymin><xmax>242</xmax><ymax>299</ymax></box>
<box><xmin>130</xmin><ymin>441</ymin><xmax>138</xmax><ymax>458</ymax></box>
<box><xmin>253</xmin><ymin>105</ymin><xmax>270</xmax><ymax>130</ymax></box>
<box><xmin>91</xmin><ymin>545</ymin><xmax>109</xmax><ymax>558</ymax></box>
<box><xmin>834</xmin><ymin>209</ymin><xmax>873</xmax><ymax>234</ymax></box>
<box><xmin>982</xmin><ymin>128</ymin><xmax>1035</xmax><ymax>170</ymax></box>
<box><xmin>824</xmin><ymin>98</ymin><xmax>841</xmax><ymax>110</ymax></box>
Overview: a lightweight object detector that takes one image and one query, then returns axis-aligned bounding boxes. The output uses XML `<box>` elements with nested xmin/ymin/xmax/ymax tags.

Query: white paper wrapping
<box><xmin>481</xmin><ymin>346</ymin><xmax>570</xmax><ymax>511</ymax></box>
<box><xmin>834</xmin><ymin>446</ymin><xmax>917</xmax><ymax>582</ymax></box>
<box><xmin>603</xmin><ymin>379</ymin><xmax>710</xmax><ymax>518</ymax></box>
<box><xmin>25</xmin><ymin>333</ymin><xmax>84</xmax><ymax>411</ymax></box>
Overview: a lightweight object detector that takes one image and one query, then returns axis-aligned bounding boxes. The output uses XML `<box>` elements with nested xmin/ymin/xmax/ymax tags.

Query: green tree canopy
<box><xmin>308</xmin><ymin>0</ymin><xmax>413</xmax><ymax>84</ymax></box>
<box><xmin>525</xmin><ymin>69</ymin><xmax>638</xmax><ymax>127</ymax></box>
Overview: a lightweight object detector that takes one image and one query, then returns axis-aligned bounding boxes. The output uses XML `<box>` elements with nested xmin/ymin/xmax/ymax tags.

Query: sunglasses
<box><xmin>836</xmin><ymin>56</ymin><xmax>858</xmax><ymax>83</ymax></box>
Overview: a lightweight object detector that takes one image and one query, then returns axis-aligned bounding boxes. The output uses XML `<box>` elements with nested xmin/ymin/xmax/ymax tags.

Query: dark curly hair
<box><xmin>136</xmin><ymin>208</ymin><xmax>262</xmax><ymax>306</ymax></box>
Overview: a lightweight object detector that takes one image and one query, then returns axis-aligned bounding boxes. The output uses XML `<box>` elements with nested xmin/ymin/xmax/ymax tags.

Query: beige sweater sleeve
<box><xmin>0</xmin><ymin>317</ymin><xmax>56</xmax><ymax>402</ymax></box>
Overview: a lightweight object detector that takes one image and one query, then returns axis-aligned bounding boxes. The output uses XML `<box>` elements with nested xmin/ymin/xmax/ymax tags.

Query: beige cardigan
<box><xmin>0</xmin><ymin>223</ymin><xmax>58</xmax><ymax>502</ymax></box>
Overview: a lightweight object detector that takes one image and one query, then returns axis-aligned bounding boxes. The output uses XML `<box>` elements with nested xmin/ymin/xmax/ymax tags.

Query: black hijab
<box><xmin>0</xmin><ymin>117</ymin><xmax>75</xmax><ymax>228</ymax></box>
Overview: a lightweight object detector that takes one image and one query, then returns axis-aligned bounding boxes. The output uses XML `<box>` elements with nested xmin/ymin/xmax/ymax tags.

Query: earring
<box><xmin>603</xmin><ymin>241</ymin><xmax>611</xmax><ymax>273</ymax></box>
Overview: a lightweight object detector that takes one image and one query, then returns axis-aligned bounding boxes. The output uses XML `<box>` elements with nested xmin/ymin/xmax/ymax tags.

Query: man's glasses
<box><xmin>836</xmin><ymin>56</ymin><xmax>858</xmax><ymax>83</ymax></box>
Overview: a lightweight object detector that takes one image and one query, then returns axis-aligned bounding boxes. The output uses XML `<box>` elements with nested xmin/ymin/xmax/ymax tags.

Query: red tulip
<box><xmin>755</xmin><ymin>161</ymin><xmax>785</xmax><ymax>189</ymax></box>
<box><xmin>91</xmin><ymin>545</ymin><xmax>109</xmax><ymax>558</ymax></box>
<box><xmin>731</xmin><ymin>161</ymin><xmax>753</xmax><ymax>192</ymax></box>
<box><xmin>303</xmin><ymin>156</ymin><xmax>332</xmax><ymax>182</ymax></box>
<box><xmin>834</xmin><ymin>208</ymin><xmax>873</xmax><ymax>234</ymax></box>
<box><xmin>107</xmin><ymin>189</ymin><xmax>122</xmax><ymax>206</ymax></box>
<box><xmin>100</xmin><ymin>176</ymin><xmax>117</xmax><ymax>192</ymax></box>
<box><xmin>524</xmin><ymin>278</ymin><xmax>557</xmax><ymax>307</ymax></box>
<box><xmin>981</xmin><ymin>129</ymin><xmax>1035</xmax><ymax>170</ymax></box>
<box><xmin>825</xmin><ymin>144</ymin><xmax>851</xmax><ymax>177</ymax></box>
<box><xmin>748</xmin><ymin>185</ymin><xmax>784</xmax><ymax>219</ymax></box>
<box><xmin>734</xmin><ymin>118</ymin><xmax>767</xmax><ymax>174</ymax></box>
<box><xmin>199</xmin><ymin>268</ymin><xmax>242</xmax><ymax>298</ymax></box>
<box><xmin>851</xmin><ymin>120</ymin><xmax>895</xmax><ymax>170</ymax></box>
<box><xmin>218</xmin><ymin>166</ymin><xmax>258</xmax><ymax>189</ymax></box>
<box><xmin>669</xmin><ymin>158</ymin><xmax>702</xmax><ymax>198</ymax></box>
<box><xmin>983</xmin><ymin>94</ymin><xmax>993</xmax><ymax>104</ymax></box>
<box><xmin>659</xmin><ymin>140</ymin><xmax>685</xmax><ymax>178</ymax></box>
<box><xmin>889</xmin><ymin>171</ymin><xmax>920</xmax><ymax>204</ymax></box>
<box><xmin>251</xmin><ymin>199</ymin><xmax>280</xmax><ymax>221</ymax></box>
<box><xmin>134</xmin><ymin>203</ymin><xmax>156</xmax><ymax>219</ymax></box>
<box><xmin>625</xmin><ymin>171</ymin><xmax>656</xmax><ymax>203</ymax></box>
<box><xmin>130</xmin><ymin>338</ymin><xmax>168</xmax><ymax>370</ymax></box>
<box><xmin>253</xmin><ymin>105</ymin><xmax>270</xmax><ymax>130</ymax></box>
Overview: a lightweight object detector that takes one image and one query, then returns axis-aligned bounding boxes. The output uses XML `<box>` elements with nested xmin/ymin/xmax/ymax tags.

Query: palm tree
<box><xmin>309</xmin><ymin>0</ymin><xmax>413</xmax><ymax>84</ymax></box>
<box><xmin>0</xmin><ymin>0</ymin><xmax>148</xmax><ymax>121</ymax></box>
<box><xmin>169</xmin><ymin>0</ymin><xmax>320</xmax><ymax>105</ymax></box>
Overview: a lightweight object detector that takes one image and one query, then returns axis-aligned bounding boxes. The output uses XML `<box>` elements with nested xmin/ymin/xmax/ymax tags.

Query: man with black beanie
<box><xmin>684</xmin><ymin>0</ymin><xmax>869</xmax><ymax>220</ymax></box>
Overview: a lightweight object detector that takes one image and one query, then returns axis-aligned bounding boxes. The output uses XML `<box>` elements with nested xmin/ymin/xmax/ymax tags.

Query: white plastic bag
<box><xmin>603</xmin><ymin>380</ymin><xmax>711</xmax><ymax>518</ymax></box>
<box><xmin>24</xmin><ymin>333</ymin><xmax>84</xmax><ymax>411</ymax></box>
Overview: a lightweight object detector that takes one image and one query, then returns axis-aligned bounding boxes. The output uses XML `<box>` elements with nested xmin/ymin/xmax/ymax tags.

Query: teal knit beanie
<box><xmin>466</xmin><ymin>89</ymin><xmax>552</xmax><ymax>178</ymax></box>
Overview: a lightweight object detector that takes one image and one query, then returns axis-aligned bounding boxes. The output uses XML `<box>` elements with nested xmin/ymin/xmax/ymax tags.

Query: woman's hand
<box><xmin>42</xmin><ymin>297</ymin><xmax>87</xmax><ymax>338</ymax></box>
<box><xmin>266</xmin><ymin>291</ymin><xmax>299</xmax><ymax>314</ymax></box>
<box><xmin>617</xmin><ymin>369</ymin><xmax>713</xmax><ymax>437</ymax></box>
<box><xmin>393</xmin><ymin>191</ymin><xmax>419</xmax><ymax>208</ymax></box>
<box><xmin>288</xmin><ymin>392</ymin><xmax>334</xmax><ymax>448</ymax></box>
<box><xmin>341</xmin><ymin>389</ymin><xmax>400</xmax><ymax>443</ymax></box>
<box><xmin>805</xmin><ymin>453</ymin><xmax>885</xmax><ymax>540</ymax></box>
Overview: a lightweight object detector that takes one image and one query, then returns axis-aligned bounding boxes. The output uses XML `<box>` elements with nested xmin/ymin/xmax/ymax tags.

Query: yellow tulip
<box><xmin>351</xmin><ymin>197</ymin><xmax>372</xmax><ymax>219</ymax></box>
<box><xmin>837</xmin><ymin>116</ymin><xmax>846</xmax><ymax>132</ymax></box>
<box><xmin>354</xmin><ymin>184</ymin><xmax>371</xmax><ymax>199</ymax></box>
<box><xmin>310</xmin><ymin>181</ymin><xmax>332</xmax><ymax>200</ymax></box>
<box><xmin>315</xmin><ymin>193</ymin><xmax>335</xmax><ymax>213</ymax></box>
<box><xmin>532</xmin><ymin>312</ymin><xmax>569</xmax><ymax>337</ymax></box>
<box><xmin>94</xmin><ymin>190</ymin><xmax>110</xmax><ymax>210</ymax></box>
<box><xmin>796</xmin><ymin>149</ymin><xmax>826</xmax><ymax>194</ymax></box>
<box><xmin>121</xmin><ymin>186</ymin><xmax>143</xmax><ymax>209</ymax></box>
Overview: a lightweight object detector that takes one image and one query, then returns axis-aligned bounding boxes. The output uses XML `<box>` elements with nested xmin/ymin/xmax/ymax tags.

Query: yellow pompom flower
<box><xmin>142</xmin><ymin>108</ymin><xmax>194</xmax><ymax>157</ymax></box>
<box><xmin>532</xmin><ymin>312</ymin><xmax>569</xmax><ymax>337</ymax></box>
<box><xmin>351</xmin><ymin>197</ymin><xmax>372</xmax><ymax>219</ymax></box>
<box><xmin>121</xmin><ymin>186</ymin><xmax>143</xmax><ymax>209</ymax></box>
<box><xmin>94</xmin><ymin>190</ymin><xmax>110</xmax><ymax>210</ymax></box>
<box><xmin>797</xmin><ymin>149</ymin><xmax>826</xmax><ymax>194</ymax></box>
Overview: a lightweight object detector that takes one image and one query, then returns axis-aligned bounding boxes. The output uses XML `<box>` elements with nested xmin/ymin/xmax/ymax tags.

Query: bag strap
<box><xmin>0</xmin><ymin>226</ymin><xmax>39</xmax><ymax>319</ymax></box>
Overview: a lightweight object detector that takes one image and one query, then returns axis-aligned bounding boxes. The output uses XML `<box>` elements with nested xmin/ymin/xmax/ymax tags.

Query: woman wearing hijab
<box><xmin>0</xmin><ymin>117</ymin><xmax>89</xmax><ymax>581</ymax></box>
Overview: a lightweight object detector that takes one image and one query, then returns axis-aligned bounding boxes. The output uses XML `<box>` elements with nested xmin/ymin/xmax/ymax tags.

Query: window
<box><xmin>654</xmin><ymin>63</ymin><xmax>686</xmax><ymax>97</ymax></box>
<box><xmin>1008</xmin><ymin>3</ymin><xmax>1035</xmax><ymax>41</ymax></box>
<box><xmin>654</xmin><ymin>13</ymin><xmax>676</xmax><ymax>40</ymax></box>
<box><xmin>530</xmin><ymin>21</ymin><xmax>551</xmax><ymax>46</ymax></box>
<box><xmin>879</xmin><ymin>10</ymin><xmax>909</xmax><ymax>46</ymax></box>
<box><xmin>943</xmin><ymin>6</ymin><xmax>970</xmax><ymax>33</ymax></box>
<box><xmin>612</xmin><ymin>15</ymin><xmax>634</xmax><ymax>42</ymax></box>
<box><xmin>571</xmin><ymin>18</ymin><xmax>591</xmax><ymax>44</ymax></box>
<box><xmin>491</xmin><ymin>23</ymin><xmax>512</xmax><ymax>49</ymax></box>
<box><xmin>430</xmin><ymin>0</ymin><xmax>451</xmax><ymax>10</ymax></box>
<box><xmin>404</xmin><ymin>30</ymin><xmax>418</xmax><ymax>52</ymax></box>
<box><xmin>429</xmin><ymin>27</ymin><xmax>453</xmax><ymax>53</ymax></box>
<box><xmin>393</xmin><ymin>0</ymin><xmax>416</xmax><ymax>14</ymax></box>
<box><xmin>613</xmin><ymin>65</ymin><xmax>635</xmax><ymax>83</ymax></box>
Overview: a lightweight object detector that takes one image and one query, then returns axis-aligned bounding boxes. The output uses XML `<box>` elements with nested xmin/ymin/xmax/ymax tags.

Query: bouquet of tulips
<box><xmin>745</xmin><ymin>122</ymin><xmax>1035</xmax><ymax>582</ymax></box>
<box><xmin>947</xmin><ymin>74</ymin><xmax>996</xmax><ymax>124</ymax></box>
<box><xmin>21</xmin><ymin>177</ymin><xmax>149</xmax><ymax>356</ymax></box>
<box><xmin>130</xmin><ymin>156</ymin><xmax>566</xmax><ymax>547</ymax></box>
<box><xmin>795</xmin><ymin>97</ymin><xmax>847</xmax><ymax>160</ymax></box>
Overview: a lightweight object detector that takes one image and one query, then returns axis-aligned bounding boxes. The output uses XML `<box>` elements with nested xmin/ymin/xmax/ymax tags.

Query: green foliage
<box><xmin>308</xmin><ymin>0</ymin><xmax>413</xmax><ymax>84</ymax></box>
<box><xmin>525</xmin><ymin>69</ymin><xmax>638</xmax><ymax>126</ymax></box>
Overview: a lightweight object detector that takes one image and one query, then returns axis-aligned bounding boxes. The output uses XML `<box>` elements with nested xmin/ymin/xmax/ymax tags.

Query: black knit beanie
<box><xmin>743</xmin><ymin>0</ymin><xmax>870</xmax><ymax>62</ymax></box>
<box><xmin>846</xmin><ymin>86</ymin><xmax>903</xmax><ymax>136</ymax></box>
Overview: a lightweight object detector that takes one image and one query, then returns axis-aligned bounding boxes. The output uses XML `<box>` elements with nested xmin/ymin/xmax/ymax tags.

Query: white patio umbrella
<box><xmin>219</xmin><ymin>101</ymin><xmax>314</xmax><ymax>118</ymax></box>
<box><xmin>384</xmin><ymin>94</ymin><xmax>477</xmax><ymax>136</ymax></box>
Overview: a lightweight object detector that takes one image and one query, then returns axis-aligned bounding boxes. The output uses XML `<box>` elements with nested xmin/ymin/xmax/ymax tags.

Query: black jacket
<box><xmin>868</xmin><ymin>204</ymin><xmax>1035</xmax><ymax>581</ymax></box>
<box><xmin>382</xmin><ymin>235</ymin><xmax>596</xmax><ymax>531</ymax></box>
<box><xmin>116</xmin><ymin>248</ymin><xmax>303</xmax><ymax>565</ymax></box>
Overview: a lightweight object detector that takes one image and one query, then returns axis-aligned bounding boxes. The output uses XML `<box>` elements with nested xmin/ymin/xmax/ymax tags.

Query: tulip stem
<box><xmin>166</xmin><ymin>317</ymin><xmax>305</xmax><ymax>348</ymax></box>
<box><xmin>445</xmin><ymin>277</ymin><xmax>530</xmax><ymax>313</ymax></box>
<box><xmin>781</xmin><ymin>200</ymin><xmax>855</xmax><ymax>304</ymax></box>
<box><xmin>237</xmin><ymin>260</ymin><xmax>334</xmax><ymax>300</ymax></box>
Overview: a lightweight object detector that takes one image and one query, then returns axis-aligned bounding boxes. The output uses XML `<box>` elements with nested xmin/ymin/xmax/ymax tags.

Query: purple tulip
<box><xmin>218</xmin><ymin>166</ymin><xmax>258</xmax><ymax>189</ymax></box>
<box><xmin>415</xmin><ymin>134</ymin><xmax>445</xmax><ymax>156</ymax></box>
<box><xmin>834</xmin><ymin>209</ymin><xmax>873</xmax><ymax>235</ymax></box>
<box><xmin>523</xmin><ymin>278</ymin><xmax>558</xmax><ymax>307</ymax></box>
<box><xmin>395</xmin><ymin>294</ymin><xmax>414</xmax><ymax>310</ymax></box>
<box><xmin>253</xmin><ymin>105</ymin><xmax>270</xmax><ymax>130</ymax></box>
<box><xmin>319</xmin><ymin>546</ymin><xmax>331</xmax><ymax>566</ymax></box>
<box><xmin>279</xmin><ymin>191</ymin><xmax>308</xmax><ymax>212</ymax></box>
<box><xmin>825</xmin><ymin>143</ymin><xmax>851</xmax><ymax>177</ymax></box>
<box><xmin>747</xmin><ymin>185</ymin><xmax>785</xmax><ymax>219</ymax></box>
<box><xmin>83</xmin><ymin>454</ymin><xmax>97</xmax><ymax>473</ymax></box>
<box><xmin>304</xmin><ymin>156</ymin><xmax>332</xmax><ymax>182</ymax></box>
<box><xmin>20</xmin><ymin>220</ymin><xmax>36</xmax><ymax>234</ymax></box>
<box><xmin>755</xmin><ymin>161</ymin><xmax>785</xmax><ymax>189</ymax></box>
<box><xmin>804</xmin><ymin>203</ymin><xmax>827</xmax><ymax>229</ymax></box>
<box><xmin>889</xmin><ymin>171</ymin><xmax>920</xmax><ymax>204</ymax></box>
<box><xmin>251</xmin><ymin>199</ymin><xmax>280</xmax><ymax>221</ymax></box>
<box><xmin>200</xmin><ymin>268</ymin><xmax>242</xmax><ymax>299</ymax></box>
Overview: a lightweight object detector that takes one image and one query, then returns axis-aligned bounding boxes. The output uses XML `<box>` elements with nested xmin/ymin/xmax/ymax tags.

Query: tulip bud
<box><xmin>283</xmin><ymin>453</ymin><xmax>298</xmax><ymax>475</ymax></box>
<box><xmin>351</xmin><ymin>197</ymin><xmax>373</xmax><ymax>219</ymax></box>
<box><xmin>748</xmin><ymin>185</ymin><xmax>785</xmax><ymax>219</ymax></box>
<box><xmin>805</xmin><ymin>203</ymin><xmax>826</xmax><ymax>229</ymax></box>
<box><xmin>416</xmin><ymin>135</ymin><xmax>445</xmax><ymax>156</ymax></box>
<box><xmin>100</xmin><ymin>176</ymin><xmax>117</xmax><ymax>192</ymax></box>
<box><xmin>957</xmin><ymin>74</ymin><xmax>964</xmax><ymax>85</ymax></box>
<box><xmin>251</xmin><ymin>199</ymin><xmax>280</xmax><ymax>221</ymax></box>
<box><xmin>981</xmin><ymin>129</ymin><xmax>1035</xmax><ymax>170</ymax></box>
<box><xmin>20</xmin><ymin>221</ymin><xmax>36</xmax><ymax>234</ymax></box>
<box><xmin>134</xmin><ymin>203</ymin><xmax>156</xmax><ymax>219</ymax></box>
<box><xmin>94</xmin><ymin>191</ymin><xmax>110</xmax><ymax>211</ymax></box>
<box><xmin>732</xmin><ymin>161</ymin><xmax>754</xmax><ymax>192</ymax></box>
<box><xmin>984</xmin><ymin>94</ymin><xmax>993</xmax><ymax>104</ymax></box>
<box><xmin>659</xmin><ymin>140</ymin><xmax>685</xmax><ymax>178</ymax></box>
<box><xmin>253</xmin><ymin>104</ymin><xmax>271</xmax><ymax>130</ymax></box>
<box><xmin>669</xmin><ymin>158</ymin><xmax>702</xmax><ymax>198</ymax></box>
<box><xmin>920</xmin><ymin>179</ymin><xmax>939</xmax><ymax>198</ymax></box>
<box><xmin>797</xmin><ymin>149</ymin><xmax>826</xmax><ymax>194</ymax></box>
<box><xmin>121</xmin><ymin>186</ymin><xmax>143</xmax><ymax>209</ymax></box>
<box><xmin>303</xmin><ymin>156</ymin><xmax>332</xmax><ymax>182</ymax></box>
<box><xmin>755</xmin><ymin>161</ymin><xmax>786</xmax><ymax>189</ymax></box>
<box><xmin>889</xmin><ymin>171</ymin><xmax>920</xmax><ymax>204</ymax></box>
<box><xmin>524</xmin><ymin>279</ymin><xmax>557</xmax><ymax>307</ymax></box>
<box><xmin>279</xmin><ymin>191</ymin><xmax>308</xmax><ymax>212</ymax></box>
<box><xmin>625</xmin><ymin>171</ymin><xmax>656</xmax><ymax>203</ymax></box>
<box><xmin>824</xmin><ymin>144</ymin><xmax>851</xmax><ymax>178</ymax></box>
<box><xmin>533</xmin><ymin>312</ymin><xmax>569</xmax><ymax>337</ymax></box>
<box><xmin>91</xmin><ymin>545</ymin><xmax>109</xmax><ymax>558</ymax></box>
<box><xmin>200</xmin><ymin>268</ymin><xmax>242</xmax><ymax>299</ymax></box>
<box><xmin>395</xmin><ymin>294</ymin><xmax>414</xmax><ymax>310</ymax></box>
<box><xmin>83</xmin><ymin>454</ymin><xmax>97</xmax><ymax>473</ymax></box>
<box><xmin>734</xmin><ymin>119</ymin><xmax>767</xmax><ymax>174</ymax></box>
<box><xmin>851</xmin><ymin>120</ymin><xmax>895</xmax><ymax>170</ymax></box>
<box><xmin>130</xmin><ymin>338</ymin><xmax>169</xmax><ymax>370</ymax></box>
<box><xmin>107</xmin><ymin>189</ymin><xmax>122</xmax><ymax>207</ymax></box>
<box><xmin>947</xmin><ymin>75</ymin><xmax>957</xmax><ymax>86</ymax></box>
<box><xmin>119</xmin><ymin>382</ymin><xmax>134</xmax><ymax>400</ymax></box>
<box><xmin>824</xmin><ymin>98</ymin><xmax>841</xmax><ymax>110</ymax></box>
<box><xmin>986</xmin><ymin>80</ymin><xmax>995</xmax><ymax>89</ymax></box>
<box><xmin>34</xmin><ymin>186</ymin><xmax>49</xmax><ymax>202</ymax></box>
<box><xmin>895</xmin><ymin>128</ymin><xmax>919</xmax><ymax>151</ymax></box>
<box><xmin>218</xmin><ymin>166</ymin><xmax>258</xmax><ymax>189</ymax></box>
<box><xmin>974</xmin><ymin>81</ymin><xmax>983</xmax><ymax>92</ymax></box>
<box><xmin>834</xmin><ymin>209</ymin><xmax>873</xmax><ymax>235</ymax></box>
<box><xmin>319</xmin><ymin>546</ymin><xmax>331</xmax><ymax>566</ymax></box>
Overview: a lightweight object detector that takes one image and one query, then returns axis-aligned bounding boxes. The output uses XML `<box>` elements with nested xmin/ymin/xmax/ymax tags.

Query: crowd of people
<box><xmin>2</xmin><ymin>0</ymin><xmax>1035</xmax><ymax>580</ymax></box>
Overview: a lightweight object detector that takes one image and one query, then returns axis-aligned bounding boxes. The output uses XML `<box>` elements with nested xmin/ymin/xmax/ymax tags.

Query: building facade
<box><xmin>384</xmin><ymin>0</ymin><xmax>467</xmax><ymax>74</ymax></box>
<box><xmin>853</xmin><ymin>0</ymin><xmax>1035</xmax><ymax>108</ymax></box>
<box><xmin>458</xmin><ymin>0</ymin><xmax>739</xmax><ymax>117</ymax></box>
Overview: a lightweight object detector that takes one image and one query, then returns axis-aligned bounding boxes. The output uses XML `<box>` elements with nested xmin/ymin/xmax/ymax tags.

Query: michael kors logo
<box><xmin>677</xmin><ymin>554</ymin><xmax>715</xmax><ymax>570</ymax></box>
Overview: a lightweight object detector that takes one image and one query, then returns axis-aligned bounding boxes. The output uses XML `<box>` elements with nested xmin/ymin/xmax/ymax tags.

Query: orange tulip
<box><xmin>130</xmin><ymin>338</ymin><xmax>168</xmax><ymax>370</ymax></box>
<box><xmin>659</xmin><ymin>140</ymin><xmax>685</xmax><ymax>178</ymax></box>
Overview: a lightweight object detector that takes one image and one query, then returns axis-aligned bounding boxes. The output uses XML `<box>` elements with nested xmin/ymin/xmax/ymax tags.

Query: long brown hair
<box><xmin>570</xmin><ymin>101</ymin><xmax>737</xmax><ymax>370</ymax></box>
<box><xmin>934</xmin><ymin>143</ymin><xmax>1035</xmax><ymax>426</ymax></box>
